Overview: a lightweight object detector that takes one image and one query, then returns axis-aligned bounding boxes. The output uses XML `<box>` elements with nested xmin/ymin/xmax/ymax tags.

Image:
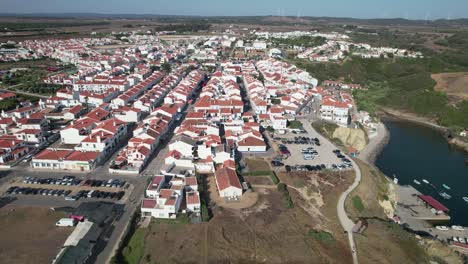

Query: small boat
<box><xmin>436</xmin><ymin>225</ymin><xmax>449</xmax><ymax>231</ymax></box>
<box><xmin>442</xmin><ymin>184</ymin><xmax>451</xmax><ymax>190</ymax></box>
<box><xmin>439</xmin><ymin>192</ymin><xmax>452</xmax><ymax>200</ymax></box>
<box><xmin>422</xmin><ymin>179</ymin><xmax>429</xmax><ymax>184</ymax></box>
<box><xmin>452</xmin><ymin>225</ymin><xmax>465</xmax><ymax>231</ymax></box>
<box><xmin>463</xmin><ymin>197</ymin><xmax>468</xmax><ymax>203</ymax></box>
<box><xmin>413</xmin><ymin>179</ymin><xmax>421</xmax><ymax>185</ymax></box>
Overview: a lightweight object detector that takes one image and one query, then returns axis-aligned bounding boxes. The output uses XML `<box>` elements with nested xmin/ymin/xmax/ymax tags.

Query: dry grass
<box><xmin>0</xmin><ymin>205</ymin><xmax>71</xmax><ymax>264</ymax></box>
<box><xmin>432</xmin><ymin>72</ymin><xmax>468</xmax><ymax>103</ymax></box>
<box><xmin>141</xmin><ymin>186</ymin><xmax>353</xmax><ymax>264</ymax></box>
<box><xmin>245</xmin><ymin>158</ymin><xmax>271</xmax><ymax>172</ymax></box>
<box><xmin>345</xmin><ymin>160</ymin><xmax>389</xmax><ymax>220</ymax></box>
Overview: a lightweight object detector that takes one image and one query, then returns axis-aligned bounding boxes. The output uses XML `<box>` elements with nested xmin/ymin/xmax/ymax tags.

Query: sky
<box><xmin>1</xmin><ymin>0</ymin><xmax>468</xmax><ymax>20</ymax></box>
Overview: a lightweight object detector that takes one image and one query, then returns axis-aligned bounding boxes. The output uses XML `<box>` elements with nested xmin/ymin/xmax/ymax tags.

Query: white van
<box><xmin>56</xmin><ymin>218</ymin><xmax>76</xmax><ymax>227</ymax></box>
<box><xmin>303</xmin><ymin>154</ymin><xmax>314</xmax><ymax>160</ymax></box>
<box><xmin>87</xmin><ymin>190</ymin><xmax>95</xmax><ymax>198</ymax></box>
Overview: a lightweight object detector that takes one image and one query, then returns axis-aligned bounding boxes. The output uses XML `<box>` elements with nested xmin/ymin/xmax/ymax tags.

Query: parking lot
<box><xmin>272</xmin><ymin>122</ymin><xmax>352</xmax><ymax>172</ymax></box>
<box><xmin>3</xmin><ymin>175</ymin><xmax>128</xmax><ymax>202</ymax></box>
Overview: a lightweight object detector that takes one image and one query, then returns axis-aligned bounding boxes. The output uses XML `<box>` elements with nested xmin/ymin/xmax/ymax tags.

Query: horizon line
<box><xmin>0</xmin><ymin>12</ymin><xmax>466</xmax><ymax>22</ymax></box>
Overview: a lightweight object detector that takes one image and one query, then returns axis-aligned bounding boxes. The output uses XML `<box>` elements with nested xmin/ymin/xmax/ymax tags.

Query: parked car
<box><xmin>271</xmin><ymin>160</ymin><xmax>284</xmax><ymax>167</ymax></box>
<box><xmin>65</xmin><ymin>196</ymin><xmax>77</xmax><ymax>201</ymax></box>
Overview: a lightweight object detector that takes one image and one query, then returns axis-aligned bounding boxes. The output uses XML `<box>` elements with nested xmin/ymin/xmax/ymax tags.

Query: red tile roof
<box><xmin>142</xmin><ymin>199</ymin><xmax>156</xmax><ymax>208</ymax></box>
<box><xmin>215</xmin><ymin>167</ymin><xmax>242</xmax><ymax>191</ymax></box>
<box><xmin>34</xmin><ymin>149</ymin><xmax>73</xmax><ymax>160</ymax></box>
<box><xmin>186</xmin><ymin>191</ymin><xmax>200</xmax><ymax>205</ymax></box>
<box><xmin>65</xmin><ymin>151</ymin><xmax>100</xmax><ymax>162</ymax></box>
<box><xmin>237</xmin><ymin>137</ymin><xmax>266</xmax><ymax>147</ymax></box>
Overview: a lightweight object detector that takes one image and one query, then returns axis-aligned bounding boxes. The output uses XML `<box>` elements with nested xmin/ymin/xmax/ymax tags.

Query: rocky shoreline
<box><xmin>358</xmin><ymin>122</ymin><xmax>390</xmax><ymax>164</ymax></box>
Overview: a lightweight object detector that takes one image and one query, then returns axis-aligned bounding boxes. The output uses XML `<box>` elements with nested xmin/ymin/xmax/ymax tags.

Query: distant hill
<box><xmin>1</xmin><ymin>13</ymin><xmax>468</xmax><ymax>27</ymax></box>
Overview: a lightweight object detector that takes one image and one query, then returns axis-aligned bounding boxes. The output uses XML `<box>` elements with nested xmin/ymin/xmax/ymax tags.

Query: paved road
<box><xmin>307</xmin><ymin>120</ymin><xmax>360</xmax><ymax>264</ymax></box>
<box><xmin>0</xmin><ymin>87</ymin><xmax>49</xmax><ymax>99</ymax></box>
<box><xmin>337</xmin><ymin>157</ymin><xmax>361</xmax><ymax>264</ymax></box>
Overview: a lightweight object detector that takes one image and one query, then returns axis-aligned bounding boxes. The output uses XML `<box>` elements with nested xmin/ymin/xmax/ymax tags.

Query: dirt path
<box><xmin>203</xmin><ymin>224</ymin><xmax>208</xmax><ymax>264</ymax></box>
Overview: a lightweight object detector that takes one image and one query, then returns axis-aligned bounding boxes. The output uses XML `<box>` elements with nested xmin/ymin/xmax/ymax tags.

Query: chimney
<box><xmin>97</xmin><ymin>135</ymin><xmax>101</xmax><ymax>143</ymax></box>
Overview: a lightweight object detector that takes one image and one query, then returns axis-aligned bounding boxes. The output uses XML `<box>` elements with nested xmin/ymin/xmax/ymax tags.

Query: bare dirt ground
<box><xmin>432</xmin><ymin>72</ymin><xmax>468</xmax><ymax>104</ymax></box>
<box><xmin>142</xmin><ymin>182</ymin><xmax>353</xmax><ymax>264</ymax></box>
<box><xmin>0</xmin><ymin>205</ymin><xmax>71</xmax><ymax>264</ymax></box>
<box><xmin>242</xmin><ymin>176</ymin><xmax>274</xmax><ymax>186</ymax></box>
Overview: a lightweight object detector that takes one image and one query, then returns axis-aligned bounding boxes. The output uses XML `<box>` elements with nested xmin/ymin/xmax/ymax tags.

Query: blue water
<box><xmin>376</xmin><ymin>120</ymin><xmax>468</xmax><ymax>225</ymax></box>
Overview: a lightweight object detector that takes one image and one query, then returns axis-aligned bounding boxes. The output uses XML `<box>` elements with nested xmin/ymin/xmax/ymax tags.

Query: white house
<box><xmin>215</xmin><ymin>167</ymin><xmax>242</xmax><ymax>199</ymax></box>
<box><xmin>168</xmin><ymin>135</ymin><xmax>196</xmax><ymax>158</ymax></box>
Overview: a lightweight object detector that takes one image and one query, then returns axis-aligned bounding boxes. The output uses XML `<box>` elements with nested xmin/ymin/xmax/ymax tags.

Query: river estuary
<box><xmin>376</xmin><ymin>120</ymin><xmax>468</xmax><ymax>226</ymax></box>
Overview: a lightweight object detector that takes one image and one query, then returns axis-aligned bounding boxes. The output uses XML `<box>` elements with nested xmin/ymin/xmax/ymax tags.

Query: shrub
<box><xmin>201</xmin><ymin>204</ymin><xmax>210</xmax><ymax>222</ymax></box>
<box><xmin>352</xmin><ymin>195</ymin><xmax>365</xmax><ymax>212</ymax></box>
<box><xmin>308</xmin><ymin>229</ymin><xmax>335</xmax><ymax>243</ymax></box>
<box><xmin>270</xmin><ymin>173</ymin><xmax>280</xmax><ymax>184</ymax></box>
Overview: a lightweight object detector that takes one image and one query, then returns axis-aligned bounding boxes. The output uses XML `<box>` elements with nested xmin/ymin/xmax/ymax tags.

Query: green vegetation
<box><xmin>270</xmin><ymin>173</ymin><xmax>280</xmax><ymax>184</ymax></box>
<box><xmin>277</xmin><ymin>183</ymin><xmax>294</xmax><ymax>208</ymax></box>
<box><xmin>154</xmin><ymin>23</ymin><xmax>211</xmax><ymax>33</ymax></box>
<box><xmin>2</xmin><ymin>70</ymin><xmax>62</xmax><ymax>95</ymax></box>
<box><xmin>271</xmin><ymin>98</ymin><xmax>281</xmax><ymax>104</ymax></box>
<box><xmin>352</xmin><ymin>195</ymin><xmax>365</xmax><ymax>212</ymax></box>
<box><xmin>161</xmin><ymin>62</ymin><xmax>171</xmax><ymax>73</ymax></box>
<box><xmin>293</xmin><ymin>55</ymin><xmax>468</xmax><ymax>130</ymax></box>
<box><xmin>0</xmin><ymin>22</ymin><xmax>110</xmax><ymax>32</ymax></box>
<box><xmin>271</xmin><ymin>36</ymin><xmax>326</xmax><ymax>48</ymax></box>
<box><xmin>350</xmin><ymin>29</ymin><xmax>426</xmax><ymax>50</ymax></box>
<box><xmin>121</xmin><ymin>229</ymin><xmax>145</xmax><ymax>264</ymax></box>
<box><xmin>201</xmin><ymin>204</ymin><xmax>210</xmax><ymax>222</ymax></box>
<box><xmin>312</xmin><ymin>121</ymin><xmax>343</xmax><ymax>146</ymax></box>
<box><xmin>0</xmin><ymin>98</ymin><xmax>18</xmax><ymax>111</ymax></box>
<box><xmin>307</xmin><ymin>229</ymin><xmax>335</xmax><ymax>243</ymax></box>
<box><xmin>288</xmin><ymin>120</ymin><xmax>303</xmax><ymax>129</ymax></box>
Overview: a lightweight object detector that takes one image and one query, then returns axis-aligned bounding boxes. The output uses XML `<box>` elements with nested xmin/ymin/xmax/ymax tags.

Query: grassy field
<box><xmin>0</xmin><ymin>205</ymin><xmax>71</xmax><ymax>264</ymax></box>
<box><xmin>122</xmin><ymin>228</ymin><xmax>146</xmax><ymax>264</ymax></box>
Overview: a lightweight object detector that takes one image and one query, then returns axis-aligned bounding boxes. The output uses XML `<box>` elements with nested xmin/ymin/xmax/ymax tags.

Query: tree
<box><xmin>258</xmin><ymin>73</ymin><xmax>265</xmax><ymax>84</ymax></box>
<box><xmin>161</xmin><ymin>62</ymin><xmax>171</xmax><ymax>73</ymax></box>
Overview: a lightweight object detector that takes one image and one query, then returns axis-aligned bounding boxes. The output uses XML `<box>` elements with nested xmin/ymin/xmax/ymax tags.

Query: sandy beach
<box><xmin>358</xmin><ymin>122</ymin><xmax>390</xmax><ymax>164</ymax></box>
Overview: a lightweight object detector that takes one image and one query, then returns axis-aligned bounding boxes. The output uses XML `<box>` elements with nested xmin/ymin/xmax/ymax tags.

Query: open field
<box><xmin>432</xmin><ymin>72</ymin><xmax>468</xmax><ymax>103</ymax></box>
<box><xmin>245</xmin><ymin>158</ymin><xmax>271</xmax><ymax>172</ymax></box>
<box><xmin>0</xmin><ymin>205</ymin><xmax>71</xmax><ymax>264</ymax></box>
<box><xmin>139</xmin><ymin>182</ymin><xmax>353</xmax><ymax>264</ymax></box>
